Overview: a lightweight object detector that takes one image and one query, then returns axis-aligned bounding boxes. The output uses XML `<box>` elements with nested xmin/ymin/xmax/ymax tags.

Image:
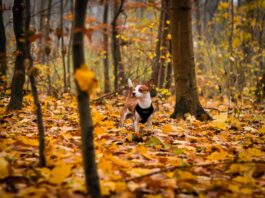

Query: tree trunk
<box><xmin>0</xmin><ymin>0</ymin><xmax>7</xmax><ymax>91</ymax></box>
<box><xmin>72</xmin><ymin>0</ymin><xmax>101</xmax><ymax>197</ymax></box>
<box><xmin>152</xmin><ymin>0</ymin><xmax>165</xmax><ymax>87</ymax></box>
<box><xmin>112</xmin><ymin>0</ymin><xmax>125</xmax><ymax>91</ymax></box>
<box><xmin>169</xmin><ymin>0</ymin><xmax>211</xmax><ymax>121</ymax></box>
<box><xmin>8</xmin><ymin>0</ymin><xmax>26</xmax><ymax>111</ymax></box>
<box><xmin>38</xmin><ymin>0</ymin><xmax>46</xmax><ymax>63</ymax></box>
<box><xmin>103</xmin><ymin>0</ymin><xmax>110</xmax><ymax>93</ymax></box>
<box><xmin>45</xmin><ymin>0</ymin><xmax>52</xmax><ymax>95</ymax></box>
<box><xmin>195</xmin><ymin>0</ymin><xmax>202</xmax><ymax>38</ymax></box>
<box><xmin>165</xmin><ymin>42</ymin><xmax>172</xmax><ymax>89</ymax></box>
<box><xmin>24</xmin><ymin>0</ymin><xmax>46</xmax><ymax>167</ymax></box>
<box><xmin>67</xmin><ymin>0</ymin><xmax>74</xmax><ymax>91</ymax></box>
<box><xmin>61</xmin><ymin>0</ymin><xmax>67</xmax><ymax>92</ymax></box>
<box><xmin>158</xmin><ymin>0</ymin><xmax>170</xmax><ymax>88</ymax></box>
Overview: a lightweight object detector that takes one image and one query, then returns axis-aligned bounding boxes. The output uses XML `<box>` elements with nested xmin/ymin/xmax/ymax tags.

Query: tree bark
<box><xmin>165</xmin><ymin>42</ymin><xmax>172</xmax><ymax>89</ymax></box>
<box><xmin>61</xmin><ymin>0</ymin><xmax>67</xmax><ymax>92</ymax></box>
<box><xmin>169</xmin><ymin>0</ymin><xmax>211</xmax><ymax>121</ymax></box>
<box><xmin>8</xmin><ymin>0</ymin><xmax>26</xmax><ymax>111</ymax></box>
<box><xmin>38</xmin><ymin>0</ymin><xmax>46</xmax><ymax>63</ymax></box>
<box><xmin>0</xmin><ymin>0</ymin><xmax>7</xmax><ymax>90</ymax></box>
<box><xmin>112</xmin><ymin>0</ymin><xmax>125</xmax><ymax>91</ymax></box>
<box><xmin>72</xmin><ymin>0</ymin><xmax>101</xmax><ymax>197</ymax></box>
<box><xmin>103</xmin><ymin>0</ymin><xmax>110</xmax><ymax>93</ymax></box>
<box><xmin>24</xmin><ymin>0</ymin><xmax>46</xmax><ymax>167</ymax></box>
<box><xmin>67</xmin><ymin>0</ymin><xmax>74</xmax><ymax>91</ymax></box>
<box><xmin>45</xmin><ymin>0</ymin><xmax>52</xmax><ymax>95</ymax></box>
<box><xmin>152</xmin><ymin>0</ymin><xmax>165</xmax><ymax>87</ymax></box>
<box><xmin>195</xmin><ymin>0</ymin><xmax>202</xmax><ymax>39</ymax></box>
<box><xmin>158</xmin><ymin>0</ymin><xmax>170</xmax><ymax>88</ymax></box>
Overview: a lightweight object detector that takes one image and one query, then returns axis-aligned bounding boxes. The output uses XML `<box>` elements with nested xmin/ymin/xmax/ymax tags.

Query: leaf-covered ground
<box><xmin>0</xmin><ymin>94</ymin><xmax>265</xmax><ymax>197</ymax></box>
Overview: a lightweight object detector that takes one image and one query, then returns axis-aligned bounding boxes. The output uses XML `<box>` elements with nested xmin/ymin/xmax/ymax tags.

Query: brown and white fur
<box><xmin>120</xmin><ymin>79</ymin><xmax>153</xmax><ymax>132</ymax></box>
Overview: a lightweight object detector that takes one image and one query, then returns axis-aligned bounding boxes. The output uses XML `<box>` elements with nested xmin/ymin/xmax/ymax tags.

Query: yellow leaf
<box><xmin>94</xmin><ymin>126</ymin><xmax>106</xmax><ymax>135</ymax></box>
<box><xmin>99</xmin><ymin>158</ymin><xmax>113</xmax><ymax>173</ymax></box>
<box><xmin>167</xmin><ymin>34</ymin><xmax>172</xmax><ymax>40</ymax></box>
<box><xmin>136</xmin><ymin>145</ymin><xmax>153</xmax><ymax>160</ymax></box>
<box><xmin>218</xmin><ymin>2</ymin><xmax>230</xmax><ymax>10</ymax></box>
<box><xmin>100</xmin><ymin>120</ymin><xmax>115</xmax><ymax>129</ymax></box>
<box><xmin>207</xmin><ymin>150</ymin><xmax>230</xmax><ymax>161</ymax></box>
<box><xmin>48</xmin><ymin>164</ymin><xmax>72</xmax><ymax>184</ymax></box>
<box><xmin>228</xmin><ymin>164</ymin><xmax>254</xmax><ymax>174</ymax></box>
<box><xmin>259</xmin><ymin>125</ymin><xmax>265</xmax><ymax>133</ymax></box>
<box><xmin>36</xmin><ymin>167</ymin><xmax>51</xmax><ymax>178</ymax></box>
<box><xmin>233</xmin><ymin>176</ymin><xmax>255</xmax><ymax>184</ymax></box>
<box><xmin>5</xmin><ymin>89</ymin><xmax>11</xmax><ymax>95</ymax></box>
<box><xmin>101</xmin><ymin>181</ymin><xmax>115</xmax><ymax>196</ymax></box>
<box><xmin>177</xmin><ymin>170</ymin><xmax>196</xmax><ymax>180</ymax></box>
<box><xmin>228</xmin><ymin>184</ymin><xmax>240</xmax><ymax>193</ymax></box>
<box><xmin>115</xmin><ymin>182</ymin><xmax>127</xmax><ymax>192</ymax></box>
<box><xmin>108</xmin><ymin>154</ymin><xmax>131</xmax><ymax>168</ymax></box>
<box><xmin>17</xmin><ymin>136</ymin><xmax>38</xmax><ymax>146</ymax></box>
<box><xmin>209</xmin><ymin>114</ymin><xmax>227</xmax><ymax>130</ymax></box>
<box><xmin>0</xmin><ymin>157</ymin><xmax>9</xmax><ymax>179</ymax></box>
<box><xmin>145</xmin><ymin>195</ymin><xmax>162</xmax><ymax>198</ymax></box>
<box><xmin>161</xmin><ymin>124</ymin><xmax>174</xmax><ymax>133</ymax></box>
<box><xmin>74</xmin><ymin>65</ymin><xmax>97</xmax><ymax>93</ymax></box>
<box><xmin>239</xmin><ymin>148</ymin><xmax>264</xmax><ymax>161</ymax></box>
<box><xmin>92</xmin><ymin>111</ymin><xmax>105</xmax><ymax>124</ymax></box>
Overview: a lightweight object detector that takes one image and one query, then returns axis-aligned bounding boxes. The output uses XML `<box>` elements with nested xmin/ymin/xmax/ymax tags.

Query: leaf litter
<box><xmin>0</xmin><ymin>94</ymin><xmax>265</xmax><ymax>197</ymax></box>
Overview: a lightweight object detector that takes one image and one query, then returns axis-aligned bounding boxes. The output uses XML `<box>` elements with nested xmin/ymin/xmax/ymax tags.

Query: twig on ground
<box><xmin>125</xmin><ymin>160</ymin><xmax>265</xmax><ymax>182</ymax></box>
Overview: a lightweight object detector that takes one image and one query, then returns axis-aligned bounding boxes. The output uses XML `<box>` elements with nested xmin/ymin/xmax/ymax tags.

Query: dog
<box><xmin>120</xmin><ymin>79</ymin><xmax>154</xmax><ymax>132</ymax></box>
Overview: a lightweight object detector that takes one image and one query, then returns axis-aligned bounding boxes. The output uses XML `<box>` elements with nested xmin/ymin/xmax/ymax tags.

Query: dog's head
<box><xmin>132</xmin><ymin>79</ymin><xmax>154</xmax><ymax>98</ymax></box>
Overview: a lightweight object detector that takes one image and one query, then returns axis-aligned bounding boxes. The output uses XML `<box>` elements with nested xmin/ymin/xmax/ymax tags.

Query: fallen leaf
<box><xmin>0</xmin><ymin>157</ymin><xmax>9</xmax><ymax>179</ymax></box>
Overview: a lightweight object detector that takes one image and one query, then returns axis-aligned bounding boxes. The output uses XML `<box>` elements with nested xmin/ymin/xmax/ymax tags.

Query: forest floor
<box><xmin>0</xmin><ymin>94</ymin><xmax>265</xmax><ymax>198</ymax></box>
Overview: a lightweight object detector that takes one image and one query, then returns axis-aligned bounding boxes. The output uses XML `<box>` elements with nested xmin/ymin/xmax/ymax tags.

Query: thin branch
<box><xmin>111</xmin><ymin>0</ymin><xmax>125</xmax><ymax>26</ymax></box>
<box><xmin>125</xmin><ymin>160</ymin><xmax>265</xmax><ymax>182</ymax></box>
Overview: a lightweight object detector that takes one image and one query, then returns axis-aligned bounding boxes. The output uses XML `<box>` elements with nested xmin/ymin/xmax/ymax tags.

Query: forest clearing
<box><xmin>0</xmin><ymin>0</ymin><xmax>265</xmax><ymax>197</ymax></box>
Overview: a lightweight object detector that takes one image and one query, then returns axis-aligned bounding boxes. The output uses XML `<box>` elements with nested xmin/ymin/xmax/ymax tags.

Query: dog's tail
<box><xmin>127</xmin><ymin>78</ymin><xmax>133</xmax><ymax>100</ymax></box>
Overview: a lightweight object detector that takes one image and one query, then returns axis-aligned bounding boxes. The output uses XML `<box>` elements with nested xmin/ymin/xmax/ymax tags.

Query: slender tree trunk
<box><xmin>24</xmin><ymin>0</ymin><xmax>46</xmax><ymax>167</ymax></box>
<box><xmin>228</xmin><ymin>0</ymin><xmax>234</xmax><ymax>104</ymax></box>
<box><xmin>152</xmin><ymin>0</ymin><xmax>165</xmax><ymax>87</ymax></box>
<box><xmin>195</xmin><ymin>0</ymin><xmax>202</xmax><ymax>39</ymax></box>
<box><xmin>165</xmin><ymin>42</ymin><xmax>172</xmax><ymax>89</ymax></box>
<box><xmin>103</xmin><ymin>0</ymin><xmax>110</xmax><ymax>93</ymax></box>
<box><xmin>45</xmin><ymin>0</ymin><xmax>52</xmax><ymax>95</ymax></box>
<box><xmin>72</xmin><ymin>0</ymin><xmax>101</xmax><ymax>197</ymax></box>
<box><xmin>38</xmin><ymin>0</ymin><xmax>46</xmax><ymax>63</ymax></box>
<box><xmin>195</xmin><ymin>0</ymin><xmax>205</xmax><ymax>72</ymax></box>
<box><xmin>67</xmin><ymin>0</ymin><xmax>74</xmax><ymax>91</ymax></box>
<box><xmin>158</xmin><ymin>0</ymin><xmax>170</xmax><ymax>88</ymax></box>
<box><xmin>61</xmin><ymin>0</ymin><xmax>67</xmax><ymax>92</ymax></box>
<box><xmin>0</xmin><ymin>0</ymin><xmax>7</xmax><ymax>91</ymax></box>
<box><xmin>8</xmin><ymin>0</ymin><xmax>26</xmax><ymax>111</ymax></box>
<box><xmin>112</xmin><ymin>0</ymin><xmax>125</xmax><ymax>91</ymax></box>
<box><xmin>169</xmin><ymin>0</ymin><xmax>211</xmax><ymax>121</ymax></box>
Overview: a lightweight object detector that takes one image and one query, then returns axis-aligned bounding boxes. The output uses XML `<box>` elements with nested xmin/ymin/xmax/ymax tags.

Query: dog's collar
<box><xmin>135</xmin><ymin>103</ymin><xmax>154</xmax><ymax>124</ymax></box>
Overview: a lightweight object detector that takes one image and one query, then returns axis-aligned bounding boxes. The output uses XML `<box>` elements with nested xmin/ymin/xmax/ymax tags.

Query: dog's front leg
<box><xmin>147</xmin><ymin>115</ymin><xmax>152</xmax><ymax>129</ymax></box>
<box><xmin>134</xmin><ymin>119</ymin><xmax>139</xmax><ymax>132</ymax></box>
<box><xmin>134</xmin><ymin>113</ymin><xmax>140</xmax><ymax>132</ymax></box>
